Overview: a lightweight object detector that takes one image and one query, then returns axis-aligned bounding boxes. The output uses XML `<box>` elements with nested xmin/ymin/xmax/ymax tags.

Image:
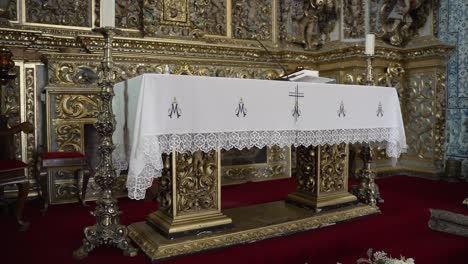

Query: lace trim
<box><xmin>126</xmin><ymin>128</ymin><xmax>406</xmax><ymax>199</ymax></box>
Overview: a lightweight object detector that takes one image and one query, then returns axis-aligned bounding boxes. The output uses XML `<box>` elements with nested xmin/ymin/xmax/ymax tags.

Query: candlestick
<box><xmin>100</xmin><ymin>0</ymin><xmax>115</xmax><ymax>28</ymax></box>
<box><xmin>73</xmin><ymin>26</ymin><xmax>137</xmax><ymax>259</ymax></box>
<box><xmin>366</xmin><ymin>55</ymin><xmax>374</xmax><ymax>86</ymax></box>
<box><xmin>365</xmin><ymin>34</ymin><xmax>375</xmax><ymax>55</ymax></box>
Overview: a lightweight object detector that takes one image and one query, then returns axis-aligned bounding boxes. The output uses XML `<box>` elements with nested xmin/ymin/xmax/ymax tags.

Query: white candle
<box><xmin>365</xmin><ymin>34</ymin><xmax>375</xmax><ymax>55</ymax></box>
<box><xmin>100</xmin><ymin>0</ymin><xmax>115</xmax><ymax>28</ymax></box>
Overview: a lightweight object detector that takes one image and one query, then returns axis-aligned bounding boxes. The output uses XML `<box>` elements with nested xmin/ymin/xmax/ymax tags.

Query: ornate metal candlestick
<box><xmin>353</xmin><ymin>145</ymin><xmax>379</xmax><ymax>207</ymax></box>
<box><xmin>352</xmin><ymin>54</ymin><xmax>380</xmax><ymax>208</ymax></box>
<box><xmin>74</xmin><ymin>27</ymin><xmax>137</xmax><ymax>259</ymax></box>
<box><xmin>365</xmin><ymin>55</ymin><xmax>374</xmax><ymax>86</ymax></box>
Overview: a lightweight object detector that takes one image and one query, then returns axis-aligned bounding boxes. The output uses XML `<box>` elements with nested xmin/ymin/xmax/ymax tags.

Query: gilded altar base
<box><xmin>129</xmin><ymin>201</ymin><xmax>379</xmax><ymax>262</ymax></box>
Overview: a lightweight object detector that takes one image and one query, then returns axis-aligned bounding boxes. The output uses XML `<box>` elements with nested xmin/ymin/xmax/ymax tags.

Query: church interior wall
<box><xmin>438</xmin><ymin>0</ymin><xmax>468</xmax><ymax>177</ymax></box>
<box><xmin>0</xmin><ymin>0</ymin><xmax>462</xmax><ymax>204</ymax></box>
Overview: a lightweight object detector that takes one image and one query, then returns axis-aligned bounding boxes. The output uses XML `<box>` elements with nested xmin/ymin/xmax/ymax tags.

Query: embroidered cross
<box><xmin>337</xmin><ymin>100</ymin><xmax>346</xmax><ymax>117</ymax></box>
<box><xmin>168</xmin><ymin>96</ymin><xmax>182</xmax><ymax>118</ymax></box>
<box><xmin>376</xmin><ymin>101</ymin><xmax>384</xmax><ymax>117</ymax></box>
<box><xmin>289</xmin><ymin>84</ymin><xmax>304</xmax><ymax>122</ymax></box>
<box><xmin>235</xmin><ymin>97</ymin><xmax>247</xmax><ymax>117</ymax></box>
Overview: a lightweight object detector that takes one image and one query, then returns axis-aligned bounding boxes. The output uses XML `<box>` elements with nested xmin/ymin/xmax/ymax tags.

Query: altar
<box><xmin>113</xmin><ymin>74</ymin><xmax>406</xmax><ymax>261</ymax></box>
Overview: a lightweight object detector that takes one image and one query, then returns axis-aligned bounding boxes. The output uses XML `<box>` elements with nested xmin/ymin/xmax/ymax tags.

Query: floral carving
<box><xmin>319</xmin><ymin>144</ymin><xmax>346</xmax><ymax>193</ymax></box>
<box><xmin>143</xmin><ymin>0</ymin><xmax>227</xmax><ymax>37</ymax></box>
<box><xmin>296</xmin><ymin>146</ymin><xmax>316</xmax><ymax>193</ymax></box>
<box><xmin>25</xmin><ymin>0</ymin><xmax>91</xmax><ymax>27</ymax></box>
<box><xmin>56</xmin><ymin>123</ymin><xmax>81</xmax><ymax>152</ymax></box>
<box><xmin>232</xmin><ymin>0</ymin><xmax>272</xmax><ymax>40</ymax></box>
<box><xmin>55</xmin><ymin>95</ymin><xmax>100</xmax><ymax>119</ymax></box>
<box><xmin>176</xmin><ymin>151</ymin><xmax>218</xmax><ymax>214</ymax></box>
<box><xmin>343</xmin><ymin>0</ymin><xmax>365</xmax><ymax>39</ymax></box>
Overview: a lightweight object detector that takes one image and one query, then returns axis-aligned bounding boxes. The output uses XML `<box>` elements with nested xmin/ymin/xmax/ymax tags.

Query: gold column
<box><xmin>147</xmin><ymin>150</ymin><xmax>232</xmax><ymax>237</ymax></box>
<box><xmin>288</xmin><ymin>144</ymin><xmax>357</xmax><ymax>208</ymax></box>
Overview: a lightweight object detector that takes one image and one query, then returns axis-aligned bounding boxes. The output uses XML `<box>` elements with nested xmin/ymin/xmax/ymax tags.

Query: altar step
<box><xmin>128</xmin><ymin>201</ymin><xmax>379</xmax><ymax>262</ymax></box>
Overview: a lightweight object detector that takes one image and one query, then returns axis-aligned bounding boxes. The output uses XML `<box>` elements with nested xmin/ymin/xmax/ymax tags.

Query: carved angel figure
<box><xmin>379</xmin><ymin>0</ymin><xmax>431</xmax><ymax>46</ymax></box>
<box><xmin>292</xmin><ymin>0</ymin><xmax>337</xmax><ymax>50</ymax></box>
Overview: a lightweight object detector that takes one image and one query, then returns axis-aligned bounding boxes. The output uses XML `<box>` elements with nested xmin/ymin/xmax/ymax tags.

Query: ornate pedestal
<box><xmin>147</xmin><ymin>150</ymin><xmax>232</xmax><ymax>237</ymax></box>
<box><xmin>129</xmin><ymin>144</ymin><xmax>375</xmax><ymax>261</ymax></box>
<box><xmin>288</xmin><ymin>144</ymin><xmax>357</xmax><ymax>208</ymax></box>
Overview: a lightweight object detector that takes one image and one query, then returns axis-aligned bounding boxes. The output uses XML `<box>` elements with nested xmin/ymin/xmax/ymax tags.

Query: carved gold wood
<box><xmin>143</xmin><ymin>0</ymin><xmax>227</xmax><ymax>37</ymax></box>
<box><xmin>288</xmin><ymin>144</ymin><xmax>356</xmax><ymax>208</ymax></box>
<box><xmin>379</xmin><ymin>0</ymin><xmax>432</xmax><ymax>46</ymax></box>
<box><xmin>352</xmin><ymin>144</ymin><xmax>379</xmax><ymax>207</ymax></box>
<box><xmin>25</xmin><ymin>0</ymin><xmax>92</xmax><ymax>27</ymax></box>
<box><xmin>2</xmin><ymin>66</ymin><xmax>21</xmax><ymax>159</ymax></box>
<box><xmin>232</xmin><ymin>0</ymin><xmax>272</xmax><ymax>40</ymax></box>
<box><xmin>147</xmin><ymin>150</ymin><xmax>232</xmax><ymax>236</ymax></box>
<box><xmin>25</xmin><ymin>67</ymin><xmax>35</xmax><ymax>175</ymax></box>
<box><xmin>279</xmin><ymin>0</ymin><xmax>338</xmax><ymax>49</ymax></box>
<box><xmin>55</xmin><ymin>94</ymin><xmax>100</xmax><ymax>119</ymax></box>
<box><xmin>343</xmin><ymin>0</ymin><xmax>365</xmax><ymax>39</ymax></box>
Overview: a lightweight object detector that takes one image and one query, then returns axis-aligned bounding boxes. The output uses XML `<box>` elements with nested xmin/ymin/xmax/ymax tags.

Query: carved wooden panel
<box><xmin>232</xmin><ymin>0</ymin><xmax>272</xmax><ymax>40</ymax></box>
<box><xmin>143</xmin><ymin>0</ymin><xmax>227</xmax><ymax>37</ymax></box>
<box><xmin>343</xmin><ymin>0</ymin><xmax>365</xmax><ymax>39</ymax></box>
<box><xmin>25</xmin><ymin>0</ymin><xmax>92</xmax><ymax>27</ymax></box>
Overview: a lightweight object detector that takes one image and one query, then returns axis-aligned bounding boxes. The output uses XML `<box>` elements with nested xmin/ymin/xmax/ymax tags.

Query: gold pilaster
<box><xmin>288</xmin><ymin>144</ymin><xmax>357</xmax><ymax>208</ymax></box>
<box><xmin>147</xmin><ymin>150</ymin><xmax>232</xmax><ymax>237</ymax></box>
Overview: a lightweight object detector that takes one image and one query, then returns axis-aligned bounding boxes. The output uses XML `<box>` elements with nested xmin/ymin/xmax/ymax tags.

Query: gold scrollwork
<box><xmin>25</xmin><ymin>68</ymin><xmax>36</xmax><ymax>175</ymax></box>
<box><xmin>319</xmin><ymin>144</ymin><xmax>346</xmax><ymax>193</ymax></box>
<box><xmin>55</xmin><ymin>95</ymin><xmax>100</xmax><ymax>119</ymax></box>
<box><xmin>143</xmin><ymin>0</ymin><xmax>226</xmax><ymax>37</ymax></box>
<box><xmin>193</xmin><ymin>0</ymin><xmax>227</xmax><ymax>36</ymax></box>
<box><xmin>406</xmin><ymin>72</ymin><xmax>434</xmax><ymax>160</ymax></box>
<box><xmin>343</xmin><ymin>0</ymin><xmax>365</xmax><ymax>39</ymax></box>
<box><xmin>25</xmin><ymin>0</ymin><xmax>92</xmax><ymax>27</ymax></box>
<box><xmin>343</xmin><ymin>72</ymin><xmax>366</xmax><ymax>85</ymax></box>
<box><xmin>49</xmin><ymin>63</ymin><xmax>100</xmax><ymax>85</ymax></box>
<box><xmin>232</xmin><ymin>0</ymin><xmax>272</xmax><ymax>40</ymax></box>
<box><xmin>176</xmin><ymin>151</ymin><xmax>218</xmax><ymax>214</ymax></box>
<box><xmin>2</xmin><ymin>66</ymin><xmax>21</xmax><ymax>159</ymax></box>
<box><xmin>296</xmin><ymin>146</ymin><xmax>316</xmax><ymax>193</ymax></box>
<box><xmin>157</xmin><ymin>153</ymin><xmax>173</xmax><ymax>216</ymax></box>
<box><xmin>56</xmin><ymin>123</ymin><xmax>82</xmax><ymax>152</ymax></box>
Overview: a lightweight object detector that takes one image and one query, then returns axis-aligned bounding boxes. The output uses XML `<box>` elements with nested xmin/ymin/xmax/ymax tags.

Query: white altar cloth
<box><xmin>113</xmin><ymin>74</ymin><xmax>406</xmax><ymax>199</ymax></box>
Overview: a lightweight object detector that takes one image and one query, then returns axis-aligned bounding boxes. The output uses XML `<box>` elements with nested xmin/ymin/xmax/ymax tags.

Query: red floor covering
<box><xmin>1</xmin><ymin>175</ymin><xmax>467</xmax><ymax>264</ymax></box>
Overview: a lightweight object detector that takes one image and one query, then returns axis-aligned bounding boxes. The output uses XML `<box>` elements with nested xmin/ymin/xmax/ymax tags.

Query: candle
<box><xmin>365</xmin><ymin>34</ymin><xmax>375</xmax><ymax>55</ymax></box>
<box><xmin>100</xmin><ymin>0</ymin><xmax>115</xmax><ymax>28</ymax></box>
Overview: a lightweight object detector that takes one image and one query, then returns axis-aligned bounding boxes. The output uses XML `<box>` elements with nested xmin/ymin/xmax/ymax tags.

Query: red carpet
<box><xmin>2</xmin><ymin>175</ymin><xmax>467</xmax><ymax>264</ymax></box>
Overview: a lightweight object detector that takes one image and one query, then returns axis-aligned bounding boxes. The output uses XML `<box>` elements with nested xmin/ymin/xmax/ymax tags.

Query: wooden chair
<box><xmin>0</xmin><ymin>115</ymin><xmax>34</xmax><ymax>231</ymax></box>
<box><xmin>36</xmin><ymin>151</ymin><xmax>90</xmax><ymax>213</ymax></box>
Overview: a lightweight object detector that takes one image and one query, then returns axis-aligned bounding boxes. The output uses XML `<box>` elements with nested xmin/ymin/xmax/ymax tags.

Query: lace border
<box><xmin>126</xmin><ymin>128</ymin><xmax>406</xmax><ymax>199</ymax></box>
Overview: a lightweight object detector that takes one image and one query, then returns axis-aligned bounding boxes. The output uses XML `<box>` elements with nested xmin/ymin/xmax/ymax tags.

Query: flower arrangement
<box><xmin>357</xmin><ymin>248</ymin><xmax>415</xmax><ymax>264</ymax></box>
